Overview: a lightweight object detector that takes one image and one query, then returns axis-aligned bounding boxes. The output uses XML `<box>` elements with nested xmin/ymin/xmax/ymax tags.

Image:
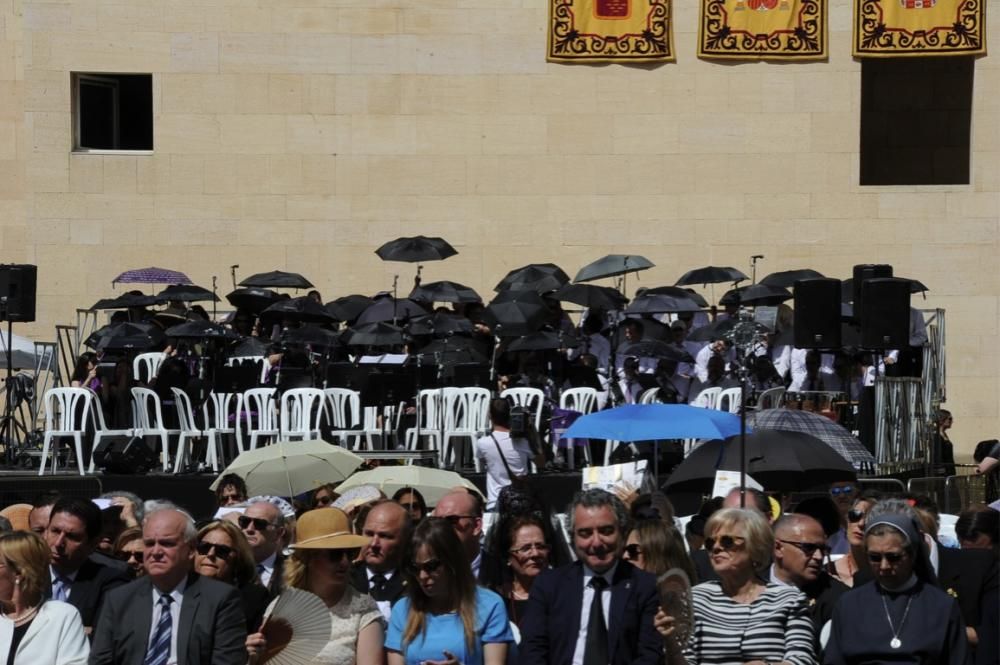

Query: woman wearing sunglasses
<box><xmin>622</xmin><ymin>519</ymin><xmax>697</xmax><ymax>583</ymax></box>
<box><xmin>113</xmin><ymin>527</ymin><xmax>144</xmax><ymax>578</ymax></box>
<box><xmin>194</xmin><ymin>520</ymin><xmax>270</xmax><ymax>632</ymax></box>
<box><xmin>386</xmin><ymin>518</ymin><xmax>512</xmax><ymax>665</ymax></box>
<box><xmin>829</xmin><ymin>493</ymin><xmax>879</xmax><ymax>588</ymax></box>
<box><xmin>657</xmin><ymin>508</ymin><xmax>815</xmax><ymax>665</ymax></box>
<box><xmin>246</xmin><ymin>508</ymin><xmax>384</xmax><ymax>665</ymax></box>
<box><xmin>824</xmin><ymin>499</ymin><xmax>968</xmax><ymax>664</ymax></box>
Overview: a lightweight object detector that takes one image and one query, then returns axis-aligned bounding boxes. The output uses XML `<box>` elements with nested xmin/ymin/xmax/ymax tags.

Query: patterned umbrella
<box><xmin>748</xmin><ymin>408</ymin><xmax>876</xmax><ymax>471</ymax></box>
<box><xmin>113</xmin><ymin>267</ymin><xmax>192</xmax><ymax>285</ymax></box>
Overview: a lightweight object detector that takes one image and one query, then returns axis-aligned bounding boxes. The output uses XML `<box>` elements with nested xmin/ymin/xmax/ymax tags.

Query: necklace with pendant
<box><xmin>880</xmin><ymin>592</ymin><xmax>913</xmax><ymax>649</ymax></box>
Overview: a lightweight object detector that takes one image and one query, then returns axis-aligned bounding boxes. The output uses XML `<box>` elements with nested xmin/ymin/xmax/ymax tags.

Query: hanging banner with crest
<box><xmin>698</xmin><ymin>0</ymin><xmax>827</xmax><ymax>60</ymax></box>
<box><xmin>547</xmin><ymin>0</ymin><xmax>675</xmax><ymax>63</ymax></box>
<box><xmin>853</xmin><ymin>0</ymin><xmax>986</xmax><ymax>57</ymax></box>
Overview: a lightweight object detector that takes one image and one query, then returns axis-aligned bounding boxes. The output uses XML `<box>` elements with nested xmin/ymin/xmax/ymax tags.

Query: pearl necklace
<box><xmin>5</xmin><ymin>606</ymin><xmax>39</xmax><ymax>625</ymax></box>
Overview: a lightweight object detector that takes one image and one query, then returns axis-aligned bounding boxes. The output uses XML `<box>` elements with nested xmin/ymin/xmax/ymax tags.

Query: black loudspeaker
<box><xmin>91</xmin><ymin>436</ymin><xmax>157</xmax><ymax>474</ymax></box>
<box><xmin>0</xmin><ymin>265</ymin><xmax>37</xmax><ymax>323</ymax></box>
<box><xmin>793</xmin><ymin>278</ymin><xmax>842</xmax><ymax>349</ymax></box>
<box><xmin>852</xmin><ymin>263</ymin><xmax>892</xmax><ymax>310</ymax></box>
<box><xmin>860</xmin><ymin>278</ymin><xmax>910</xmax><ymax>349</ymax></box>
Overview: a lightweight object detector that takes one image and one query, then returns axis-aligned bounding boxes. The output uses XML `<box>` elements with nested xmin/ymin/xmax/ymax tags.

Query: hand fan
<box><xmin>260</xmin><ymin>588</ymin><xmax>329</xmax><ymax>665</ymax></box>
<box><xmin>657</xmin><ymin>567</ymin><xmax>694</xmax><ymax>651</ymax></box>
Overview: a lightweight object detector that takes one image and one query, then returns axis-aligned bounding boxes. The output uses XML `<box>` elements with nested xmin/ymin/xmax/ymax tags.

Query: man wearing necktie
<box><xmin>350</xmin><ymin>500</ymin><xmax>412</xmax><ymax>621</ymax></box>
<box><xmin>519</xmin><ymin>489</ymin><xmax>662</xmax><ymax>665</ymax></box>
<box><xmin>89</xmin><ymin>506</ymin><xmax>246</xmax><ymax>665</ymax></box>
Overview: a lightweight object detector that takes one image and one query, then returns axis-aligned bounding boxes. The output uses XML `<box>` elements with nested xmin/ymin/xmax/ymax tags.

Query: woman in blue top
<box><xmin>386</xmin><ymin>518</ymin><xmax>512</xmax><ymax>665</ymax></box>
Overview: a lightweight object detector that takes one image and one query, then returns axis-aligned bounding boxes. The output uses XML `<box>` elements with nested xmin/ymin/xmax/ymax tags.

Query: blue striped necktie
<box><xmin>52</xmin><ymin>575</ymin><xmax>70</xmax><ymax>602</ymax></box>
<box><xmin>144</xmin><ymin>594</ymin><xmax>173</xmax><ymax>665</ymax></box>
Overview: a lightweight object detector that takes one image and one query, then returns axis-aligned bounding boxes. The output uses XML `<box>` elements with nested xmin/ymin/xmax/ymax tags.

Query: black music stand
<box><xmin>359</xmin><ymin>363</ymin><xmax>411</xmax><ymax>450</ymax></box>
<box><xmin>565</xmin><ymin>365</ymin><xmax>603</xmax><ymax>391</ymax></box>
<box><xmin>213</xmin><ymin>364</ymin><xmax>261</xmax><ymax>395</ymax></box>
<box><xmin>448</xmin><ymin>363</ymin><xmax>491</xmax><ymax>388</ymax></box>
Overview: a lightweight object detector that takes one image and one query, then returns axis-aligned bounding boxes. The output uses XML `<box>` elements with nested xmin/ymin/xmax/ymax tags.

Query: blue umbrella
<box><xmin>563</xmin><ymin>404</ymin><xmax>744</xmax><ymax>443</ymax></box>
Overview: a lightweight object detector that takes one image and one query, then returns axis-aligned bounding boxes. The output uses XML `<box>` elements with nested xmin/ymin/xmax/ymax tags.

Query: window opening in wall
<box><xmin>72</xmin><ymin>73</ymin><xmax>153</xmax><ymax>152</ymax></box>
<box><xmin>859</xmin><ymin>56</ymin><xmax>974</xmax><ymax>186</ymax></box>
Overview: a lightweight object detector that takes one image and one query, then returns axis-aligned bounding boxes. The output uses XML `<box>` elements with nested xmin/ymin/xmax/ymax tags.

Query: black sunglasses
<box><xmin>438</xmin><ymin>515</ymin><xmax>476</xmax><ymax>526</ymax></box>
<box><xmin>196</xmin><ymin>542</ymin><xmax>234</xmax><ymax>559</ymax></box>
<box><xmin>704</xmin><ymin>535</ymin><xmax>746</xmax><ymax>551</ymax></box>
<box><xmin>119</xmin><ymin>550</ymin><xmax>143</xmax><ymax>563</ymax></box>
<box><xmin>847</xmin><ymin>509</ymin><xmax>867</xmax><ymax>523</ymax></box>
<box><xmin>322</xmin><ymin>548</ymin><xmax>361</xmax><ymax>563</ymax></box>
<box><xmin>623</xmin><ymin>544</ymin><xmax>643</xmax><ymax>559</ymax></box>
<box><xmin>237</xmin><ymin>516</ymin><xmax>275</xmax><ymax>531</ymax></box>
<box><xmin>777</xmin><ymin>539</ymin><xmax>831</xmax><ymax>558</ymax></box>
<box><xmin>868</xmin><ymin>551</ymin><xmax>907</xmax><ymax>564</ymax></box>
<box><xmin>410</xmin><ymin>558</ymin><xmax>444</xmax><ymax>575</ymax></box>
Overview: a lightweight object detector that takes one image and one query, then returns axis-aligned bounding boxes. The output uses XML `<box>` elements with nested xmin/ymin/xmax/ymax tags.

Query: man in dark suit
<box><xmin>238</xmin><ymin>500</ymin><xmax>287</xmax><ymax>598</ymax></box>
<box><xmin>432</xmin><ymin>489</ymin><xmax>499</xmax><ymax>583</ymax></box>
<box><xmin>937</xmin><ymin>542</ymin><xmax>998</xmax><ymax>654</ymax></box>
<box><xmin>45</xmin><ymin>498</ymin><xmax>131</xmax><ymax>634</ymax></box>
<box><xmin>350</xmin><ymin>500</ymin><xmax>411</xmax><ymax>620</ymax></box>
<box><xmin>519</xmin><ymin>489</ymin><xmax>662</xmax><ymax>665</ymax></box>
<box><xmin>90</xmin><ymin>506</ymin><xmax>246</xmax><ymax>665</ymax></box>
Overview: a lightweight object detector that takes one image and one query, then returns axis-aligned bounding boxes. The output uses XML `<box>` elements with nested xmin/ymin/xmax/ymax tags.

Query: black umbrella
<box><xmin>230</xmin><ymin>337</ymin><xmax>272</xmax><ymax>357</ymax></box>
<box><xmin>165</xmin><ymin>320</ymin><xmax>240</xmax><ymax>340</ymax></box>
<box><xmin>155</xmin><ymin>284</ymin><xmax>219</xmax><ymax>303</ymax></box>
<box><xmin>760</xmin><ymin>269</ymin><xmax>825</xmax><ymax>289</ymax></box>
<box><xmin>325</xmin><ymin>295</ymin><xmax>374</xmax><ymax>322</ymax></box>
<box><xmin>261</xmin><ymin>297</ymin><xmax>337</xmax><ymax>324</ymax></box>
<box><xmin>719</xmin><ymin>284</ymin><xmax>792</xmax><ymax>307</ymax></box>
<box><xmin>409</xmin><ymin>280</ymin><xmax>481</xmax><ymax>304</ymax></box>
<box><xmin>620</xmin><ymin>340</ymin><xmax>694</xmax><ymax>363</ymax></box>
<box><xmin>355</xmin><ymin>298</ymin><xmax>427</xmax><ymax>325</ymax></box>
<box><xmin>626</xmin><ymin>294</ymin><xmax>703</xmax><ymax>315</ymax></box>
<box><xmin>88</xmin><ymin>322</ymin><xmax>166</xmax><ymax>351</ymax></box>
<box><xmin>412</xmin><ymin>338</ymin><xmax>489</xmax><ymax>363</ymax></box>
<box><xmin>675</xmin><ymin>266</ymin><xmax>749</xmax><ymax>286</ymax></box>
<box><xmin>90</xmin><ymin>293</ymin><xmax>159</xmax><ymax>310</ymax></box>
<box><xmin>663</xmin><ymin>430</ymin><xmax>857</xmax><ymax>493</ymax></box>
<box><xmin>483</xmin><ymin>290</ymin><xmax>549</xmax><ymax>337</ymax></box>
<box><xmin>645</xmin><ymin>286</ymin><xmax>710</xmax><ymax>307</ymax></box>
<box><xmin>507</xmin><ymin>330</ymin><xmax>579</xmax><ymax>352</ymax></box>
<box><xmin>551</xmin><ymin>283</ymin><xmax>628</xmax><ymax>311</ymax></box>
<box><xmin>344</xmin><ymin>322</ymin><xmax>405</xmax><ymax>347</ymax></box>
<box><xmin>239</xmin><ymin>271</ymin><xmax>314</xmax><ymax>289</ymax></box>
<box><xmin>687</xmin><ymin>318</ymin><xmax>742</xmax><ymax>343</ymax></box>
<box><xmin>574</xmin><ymin>254</ymin><xmax>655</xmax><ymax>284</ymax></box>
<box><xmin>406</xmin><ymin>313</ymin><xmax>474</xmax><ymax>337</ymax></box>
<box><xmin>495</xmin><ymin>264</ymin><xmax>570</xmax><ymax>292</ymax></box>
<box><xmin>281</xmin><ymin>326</ymin><xmax>342</xmax><ymax>349</ymax></box>
<box><xmin>226</xmin><ymin>288</ymin><xmax>282</xmax><ymax>314</ymax></box>
<box><xmin>375</xmin><ymin>236</ymin><xmax>457</xmax><ymax>263</ymax></box>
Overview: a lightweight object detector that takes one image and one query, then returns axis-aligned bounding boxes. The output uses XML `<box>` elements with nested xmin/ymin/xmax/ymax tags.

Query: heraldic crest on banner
<box><xmin>698</xmin><ymin>0</ymin><xmax>827</xmax><ymax>60</ymax></box>
<box><xmin>547</xmin><ymin>0</ymin><xmax>675</xmax><ymax>63</ymax></box>
<box><xmin>853</xmin><ymin>0</ymin><xmax>986</xmax><ymax>56</ymax></box>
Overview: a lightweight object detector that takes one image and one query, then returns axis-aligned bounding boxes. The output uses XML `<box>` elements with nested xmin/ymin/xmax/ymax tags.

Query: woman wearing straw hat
<box><xmin>246</xmin><ymin>508</ymin><xmax>385</xmax><ymax>665</ymax></box>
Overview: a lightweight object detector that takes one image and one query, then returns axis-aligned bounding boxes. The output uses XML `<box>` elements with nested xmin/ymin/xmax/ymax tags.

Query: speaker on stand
<box><xmin>0</xmin><ymin>265</ymin><xmax>38</xmax><ymax>466</ymax></box>
<box><xmin>793</xmin><ymin>279</ymin><xmax>842</xmax><ymax>350</ymax></box>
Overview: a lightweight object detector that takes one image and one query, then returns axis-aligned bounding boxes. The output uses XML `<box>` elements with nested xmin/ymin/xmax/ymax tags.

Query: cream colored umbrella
<box><xmin>210</xmin><ymin>440</ymin><xmax>364</xmax><ymax>498</ymax></box>
<box><xmin>335</xmin><ymin>466</ymin><xmax>482</xmax><ymax>507</ymax></box>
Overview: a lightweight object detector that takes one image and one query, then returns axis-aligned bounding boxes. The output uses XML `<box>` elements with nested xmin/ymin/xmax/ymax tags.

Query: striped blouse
<box><xmin>682</xmin><ymin>581</ymin><xmax>817</xmax><ymax>665</ymax></box>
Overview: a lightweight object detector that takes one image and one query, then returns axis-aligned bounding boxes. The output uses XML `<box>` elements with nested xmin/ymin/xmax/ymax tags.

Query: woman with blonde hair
<box><xmin>194</xmin><ymin>520</ymin><xmax>270</xmax><ymax>632</ymax></box>
<box><xmin>0</xmin><ymin>530</ymin><xmax>89</xmax><ymax>664</ymax></box>
<box><xmin>386</xmin><ymin>518</ymin><xmax>512</xmax><ymax>665</ymax></box>
<box><xmin>246</xmin><ymin>508</ymin><xmax>384</xmax><ymax>665</ymax></box>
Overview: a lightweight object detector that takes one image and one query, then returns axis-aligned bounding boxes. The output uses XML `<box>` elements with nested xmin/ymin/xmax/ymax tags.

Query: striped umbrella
<box><xmin>748</xmin><ymin>408</ymin><xmax>876</xmax><ymax>471</ymax></box>
<box><xmin>113</xmin><ymin>267</ymin><xmax>192</xmax><ymax>285</ymax></box>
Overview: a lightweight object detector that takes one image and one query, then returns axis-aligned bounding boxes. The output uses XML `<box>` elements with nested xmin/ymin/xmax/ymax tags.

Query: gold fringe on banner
<box><xmin>547</xmin><ymin>0</ymin><xmax>675</xmax><ymax>63</ymax></box>
<box><xmin>853</xmin><ymin>0</ymin><xmax>986</xmax><ymax>57</ymax></box>
<box><xmin>698</xmin><ymin>0</ymin><xmax>827</xmax><ymax>60</ymax></box>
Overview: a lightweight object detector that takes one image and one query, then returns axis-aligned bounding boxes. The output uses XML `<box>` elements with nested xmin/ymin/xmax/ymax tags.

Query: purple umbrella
<box><xmin>113</xmin><ymin>267</ymin><xmax>192</xmax><ymax>285</ymax></box>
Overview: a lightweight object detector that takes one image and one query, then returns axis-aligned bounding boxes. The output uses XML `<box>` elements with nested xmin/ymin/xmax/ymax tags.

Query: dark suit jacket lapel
<box><xmin>132</xmin><ymin>577</ymin><xmax>155</xmax><ymax>663</ymax></box>
<box><xmin>569</xmin><ymin>562</ymin><xmax>585</xmax><ymax>642</ymax></box>
<box><xmin>607</xmin><ymin>563</ymin><xmax>632</xmax><ymax>657</ymax></box>
<box><xmin>177</xmin><ymin>574</ymin><xmax>201</xmax><ymax>664</ymax></box>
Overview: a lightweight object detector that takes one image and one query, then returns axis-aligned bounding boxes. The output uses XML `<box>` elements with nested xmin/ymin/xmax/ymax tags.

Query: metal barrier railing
<box><xmin>874</xmin><ymin>378</ymin><xmax>926</xmax><ymax>473</ymax></box>
<box><xmin>858</xmin><ymin>477</ymin><xmax>906</xmax><ymax>495</ymax></box>
<box><xmin>920</xmin><ymin>308</ymin><xmax>945</xmax><ymax>411</ymax></box>
<box><xmin>946</xmin><ymin>474</ymin><xmax>987</xmax><ymax>511</ymax></box>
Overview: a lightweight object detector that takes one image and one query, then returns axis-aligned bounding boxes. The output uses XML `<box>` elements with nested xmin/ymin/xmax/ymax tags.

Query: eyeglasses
<box><xmin>398</xmin><ymin>502</ymin><xmax>420</xmax><ymax>511</ymax></box>
<box><xmin>847</xmin><ymin>509</ymin><xmax>867</xmax><ymax>523</ymax></box>
<box><xmin>829</xmin><ymin>486</ymin><xmax>857</xmax><ymax>496</ymax></box>
<box><xmin>196</xmin><ymin>542</ymin><xmax>234</xmax><ymax>559</ymax></box>
<box><xmin>510</xmin><ymin>542</ymin><xmax>551</xmax><ymax>556</ymax></box>
<box><xmin>438</xmin><ymin>515</ymin><xmax>476</xmax><ymax>527</ymax></box>
<box><xmin>119</xmin><ymin>550</ymin><xmax>143</xmax><ymax>563</ymax></box>
<box><xmin>409</xmin><ymin>558</ymin><xmax>444</xmax><ymax>575</ymax></box>
<box><xmin>777</xmin><ymin>540</ymin><xmax>831</xmax><ymax>558</ymax></box>
<box><xmin>623</xmin><ymin>544</ymin><xmax>643</xmax><ymax>559</ymax></box>
<box><xmin>704</xmin><ymin>535</ymin><xmax>746</xmax><ymax>551</ymax></box>
<box><xmin>322</xmin><ymin>548</ymin><xmax>361</xmax><ymax>563</ymax></box>
<box><xmin>238</xmin><ymin>516</ymin><xmax>276</xmax><ymax>531</ymax></box>
<box><xmin>867</xmin><ymin>551</ymin><xmax>908</xmax><ymax>564</ymax></box>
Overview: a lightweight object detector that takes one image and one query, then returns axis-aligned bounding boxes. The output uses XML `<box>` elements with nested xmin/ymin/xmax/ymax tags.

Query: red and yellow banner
<box><xmin>698</xmin><ymin>0</ymin><xmax>827</xmax><ymax>60</ymax></box>
<box><xmin>547</xmin><ymin>0</ymin><xmax>674</xmax><ymax>62</ymax></box>
<box><xmin>853</xmin><ymin>0</ymin><xmax>986</xmax><ymax>57</ymax></box>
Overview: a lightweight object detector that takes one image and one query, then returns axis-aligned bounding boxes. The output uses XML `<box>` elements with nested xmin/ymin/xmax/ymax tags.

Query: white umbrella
<box><xmin>336</xmin><ymin>466</ymin><xmax>482</xmax><ymax>507</ymax></box>
<box><xmin>210</xmin><ymin>440</ymin><xmax>364</xmax><ymax>498</ymax></box>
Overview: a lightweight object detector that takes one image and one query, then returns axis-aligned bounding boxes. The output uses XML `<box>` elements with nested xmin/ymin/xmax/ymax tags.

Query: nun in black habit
<box><xmin>823</xmin><ymin>499</ymin><xmax>969</xmax><ymax>665</ymax></box>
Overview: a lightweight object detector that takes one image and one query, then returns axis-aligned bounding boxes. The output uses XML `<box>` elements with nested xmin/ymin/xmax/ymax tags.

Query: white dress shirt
<box><xmin>366</xmin><ymin>567</ymin><xmax>395</xmax><ymax>621</ymax></box>
<box><xmin>571</xmin><ymin>564</ymin><xmax>616</xmax><ymax>665</ymax></box>
<box><xmin>257</xmin><ymin>551</ymin><xmax>277</xmax><ymax>588</ymax></box>
<box><xmin>148</xmin><ymin>577</ymin><xmax>187</xmax><ymax>665</ymax></box>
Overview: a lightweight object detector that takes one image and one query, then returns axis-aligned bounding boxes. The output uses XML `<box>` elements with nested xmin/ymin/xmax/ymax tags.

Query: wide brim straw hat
<box><xmin>0</xmin><ymin>504</ymin><xmax>32</xmax><ymax>532</ymax></box>
<box><xmin>291</xmin><ymin>508</ymin><xmax>370</xmax><ymax>550</ymax></box>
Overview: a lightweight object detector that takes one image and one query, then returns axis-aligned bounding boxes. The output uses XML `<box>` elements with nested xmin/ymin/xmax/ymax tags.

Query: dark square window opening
<box><xmin>73</xmin><ymin>73</ymin><xmax>153</xmax><ymax>151</ymax></box>
<box><xmin>860</xmin><ymin>57</ymin><xmax>974</xmax><ymax>186</ymax></box>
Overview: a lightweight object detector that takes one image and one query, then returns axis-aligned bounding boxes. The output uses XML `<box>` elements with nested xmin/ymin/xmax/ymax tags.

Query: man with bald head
<box><xmin>771</xmin><ymin>513</ymin><xmax>848</xmax><ymax>635</ymax></box>
<box><xmin>351</xmin><ymin>499</ymin><xmax>411</xmax><ymax>620</ymax></box>
<box><xmin>238</xmin><ymin>500</ymin><xmax>287</xmax><ymax>597</ymax></box>
<box><xmin>432</xmin><ymin>490</ymin><xmax>493</xmax><ymax>581</ymax></box>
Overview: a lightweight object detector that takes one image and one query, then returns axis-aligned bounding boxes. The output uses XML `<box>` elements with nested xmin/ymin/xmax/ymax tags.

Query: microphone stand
<box><xmin>230</xmin><ymin>265</ymin><xmax>238</xmax><ymax>290</ymax></box>
<box><xmin>392</xmin><ymin>275</ymin><xmax>399</xmax><ymax>326</ymax></box>
<box><xmin>489</xmin><ymin>325</ymin><xmax>502</xmax><ymax>396</ymax></box>
<box><xmin>211</xmin><ymin>276</ymin><xmax>218</xmax><ymax>320</ymax></box>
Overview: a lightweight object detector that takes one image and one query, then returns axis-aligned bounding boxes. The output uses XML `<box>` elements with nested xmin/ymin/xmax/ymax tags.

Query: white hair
<box><xmin>143</xmin><ymin>501</ymin><xmax>197</xmax><ymax>543</ymax></box>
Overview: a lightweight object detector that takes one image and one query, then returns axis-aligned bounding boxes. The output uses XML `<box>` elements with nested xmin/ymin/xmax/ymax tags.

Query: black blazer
<box><xmin>65</xmin><ymin>557</ymin><xmax>131</xmax><ymax>632</ymax></box>
<box><xmin>518</xmin><ymin>561</ymin><xmax>662</xmax><ymax>665</ymax></box>
<box><xmin>937</xmin><ymin>545</ymin><xmax>998</xmax><ymax>633</ymax></box>
<box><xmin>239</xmin><ymin>582</ymin><xmax>271</xmax><ymax>633</ymax></box>
<box><xmin>89</xmin><ymin>572</ymin><xmax>247</xmax><ymax>665</ymax></box>
<box><xmin>349</xmin><ymin>563</ymin><xmax>407</xmax><ymax>604</ymax></box>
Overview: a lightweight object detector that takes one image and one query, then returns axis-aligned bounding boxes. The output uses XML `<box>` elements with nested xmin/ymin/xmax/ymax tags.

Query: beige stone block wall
<box><xmin>0</xmin><ymin>0</ymin><xmax>997</xmax><ymax>455</ymax></box>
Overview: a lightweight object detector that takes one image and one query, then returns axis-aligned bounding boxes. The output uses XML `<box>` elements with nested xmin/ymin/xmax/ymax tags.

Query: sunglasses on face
<box><xmin>830</xmin><ymin>486</ymin><xmax>856</xmax><ymax>496</ymax></box>
<box><xmin>439</xmin><ymin>515</ymin><xmax>475</xmax><ymax>527</ymax></box>
<box><xmin>398</xmin><ymin>502</ymin><xmax>420</xmax><ymax>511</ymax></box>
<box><xmin>623</xmin><ymin>544</ymin><xmax>643</xmax><ymax>559</ymax></box>
<box><xmin>237</xmin><ymin>516</ymin><xmax>274</xmax><ymax>531</ymax></box>
<box><xmin>119</xmin><ymin>550</ymin><xmax>143</xmax><ymax>563</ymax></box>
<box><xmin>314</xmin><ymin>495</ymin><xmax>333</xmax><ymax>507</ymax></box>
<box><xmin>847</xmin><ymin>509</ymin><xmax>867</xmax><ymax>523</ymax></box>
<box><xmin>777</xmin><ymin>539</ymin><xmax>831</xmax><ymax>558</ymax></box>
<box><xmin>196</xmin><ymin>542</ymin><xmax>234</xmax><ymax>559</ymax></box>
<box><xmin>868</xmin><ymin>551</ymin><xmax>907</xmax><ymax>564</ymax></box>
<box><xmin>321</xmin><ymin>548</ymin><xmax>361</xmax><ymax>563</ymax></box>
<box><xmin>410</xmin><ymin>558</ymin><xmax>445</xmax><ymax>575</ymax></box>
<box><xmin>704</xmin><ymin>535</ymin><xmax>746</xmax><ymax>551</ymax></box>
<box><xmin>510</xmin><ymin>542</ymin><xmax>550</xmax><ymax>556</ymax></box>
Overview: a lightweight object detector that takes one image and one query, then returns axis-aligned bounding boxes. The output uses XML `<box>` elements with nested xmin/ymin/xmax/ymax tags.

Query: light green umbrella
<box><xmin>210</xmin><ymin>440</ymin><xmax>364</xmax><ymax>498</ymax></box>
<box><xmin>335</xmin><ymin>466</ymin><xmax>482</xmax><ymax>507</ymax></box>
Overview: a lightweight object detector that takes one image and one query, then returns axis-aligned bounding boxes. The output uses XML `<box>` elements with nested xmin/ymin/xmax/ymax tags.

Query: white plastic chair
<box><xmin>133</xmin><ymin>352</ymin><xmax>166</xmax><ymax>384</ymax></box>
<box><xmin>203</xmin><ymin>392</ymin><xmax>242</xmax><ymax>462</ymax></box>
<box><xmin>690</xmin><ymin>387</ymin><xmax>722</xmax><ymax>409</ymax></box>
<box><xmin>131</xmin><ymin>387</ymin><xmax>178</xmax><ymax>472</ymax></box>
<box><xmin>558</xmin><ymin>387</ymin><xmax>599</xmax><ymax>468</ymax></box>
<box><xmin>443</xmin><ymin>387</ymin><xmax>491</xmax><ymax>469</ymax></box>
<box><xmin>241</xmin><ymin>388</ymin><xmax>279</xmax><ymax>450</ymax></box>
<box><xmin>323</xmin><ymin>388</ymin><xmax>362</xmax><ymax>449</ymax></box>
<box><xmin>40</xmin><ymin>388</ymin><xmax>92</xmax><ymax>476</ymax></box>
<box><xmin>225</xmin><ymin>356</ymin><xmax>269</xmax><ymax>383</ymax></box>
<box><xmin>279</xmin><ymin>388</ymin><xmax>325</xmax><ymax>441</ymax></box>
<box><xmin>86</xmin><ymin>388</ymin><xmax>134</xmax><ymax>473</ymax></box>
<box><xmin>172</xmin><ymin>388</ymin><xmax>208</xmax><ymax>473</ymax></box>
<box><xmin>716</xmin><ymin>387</ymin><xmax>743</xmax><ymax>414</ymax></box>
<box><xmin>639</xmin><ymin>387</ymin><xmax>662</xmax><ymax>404</ymax></box>
<box><xmin>756</xmin><ymin>386</ymin><xmax>786</xmax><ymax>410</ymax></box>
<box><xmin>361</xmin><ymin>402</ymin><xmax>406</xmax><ymax>451</ymax></box>
<box><xmin>404</xmin><ymin>389</ymin><xmax>443</xmax><ymax>454</ymax></box>
<box><xmin>500</xmin><ymin>388</ymin><xmax>545</xmax><ymax>431</ymax></box>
